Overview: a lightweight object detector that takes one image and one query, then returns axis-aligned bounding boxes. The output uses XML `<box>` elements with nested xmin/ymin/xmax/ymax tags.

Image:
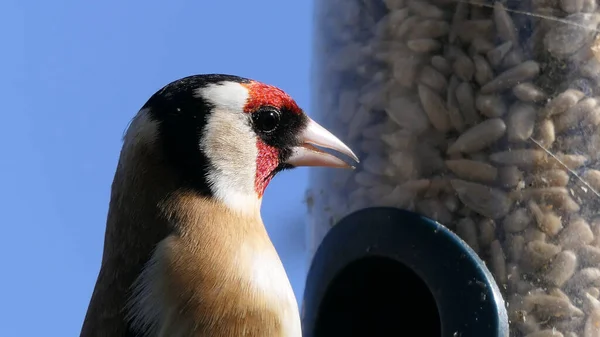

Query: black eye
<box><xmin>253</xmin><ymin>107</ymin><xmax>281</xmax><ymax>133</ymax></box>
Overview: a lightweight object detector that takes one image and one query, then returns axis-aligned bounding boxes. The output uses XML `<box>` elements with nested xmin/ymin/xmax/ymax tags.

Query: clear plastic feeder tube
<box><xmin>307</xmin><ymin>0</ymin><xmax>600</xmax><ymax>336</ymax></box>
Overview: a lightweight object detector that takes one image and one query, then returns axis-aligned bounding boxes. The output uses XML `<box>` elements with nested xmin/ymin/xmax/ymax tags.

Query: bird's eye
<box><xmin>253</xmin><ymin>107</ymin><xmax>281</xmax><ymax>133</ymax></box>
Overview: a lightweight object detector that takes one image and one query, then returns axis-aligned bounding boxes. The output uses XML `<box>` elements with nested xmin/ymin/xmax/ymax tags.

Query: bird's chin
<box><xmin>267</xmin><ymin>163</ymin><xmax>294</xmax><ymax>180</ymax></box>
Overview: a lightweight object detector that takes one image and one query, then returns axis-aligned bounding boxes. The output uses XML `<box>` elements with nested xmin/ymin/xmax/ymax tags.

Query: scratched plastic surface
<box><xmin>307</xmin><ymin>1</ymin><xmax>600</xmax><ymax>336</ymax></box>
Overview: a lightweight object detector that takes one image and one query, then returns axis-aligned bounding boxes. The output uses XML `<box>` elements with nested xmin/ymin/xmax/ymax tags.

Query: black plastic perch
<box><xmin>301</xmin><ymin>207</ymin><xmax>509</xmax><ymax>337</ymax></box>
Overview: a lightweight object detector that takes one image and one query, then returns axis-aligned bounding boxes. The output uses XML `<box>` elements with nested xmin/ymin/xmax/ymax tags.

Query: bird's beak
<box><xmin>285</xmin><ymin>117</ymin><xmax>359</xmax><ymax>169</ymax></box>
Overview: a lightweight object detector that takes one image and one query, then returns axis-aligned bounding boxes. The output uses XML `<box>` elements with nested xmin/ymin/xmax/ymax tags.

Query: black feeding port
<box><xmin>302</xmin><ymin>207</ymin><xmax>509</xmax><ymax>337</ymax></box>
<box><xmin>314</xmin><ymin>255</ymin><xmax>440</xmax><ymax>337</ymax></box>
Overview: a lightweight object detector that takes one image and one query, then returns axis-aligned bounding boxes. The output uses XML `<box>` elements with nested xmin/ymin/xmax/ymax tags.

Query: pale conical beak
<box><xmin>285</xmin><ymin>117</ymin><xmax>359</xmax><ymax>169</ymax></box>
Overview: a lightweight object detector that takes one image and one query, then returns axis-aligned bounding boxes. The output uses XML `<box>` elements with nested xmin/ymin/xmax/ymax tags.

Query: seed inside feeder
<box><xmin>310</xmin><ymin>1</ymin><xmax>600</xmax><ymax>336</ymax></box>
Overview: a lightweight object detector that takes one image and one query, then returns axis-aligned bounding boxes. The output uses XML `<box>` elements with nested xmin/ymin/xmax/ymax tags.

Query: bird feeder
<box><xmin>303</xmin><ymin>1</ymin><xmax>600</xmax><ymax>336</ymax></box>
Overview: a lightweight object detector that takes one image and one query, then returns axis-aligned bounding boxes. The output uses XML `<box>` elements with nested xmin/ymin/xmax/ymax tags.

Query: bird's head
<box><xmin>134</xmin><ymin>74</ymin><xmax>358</xmax><ymax>215</ymax></box>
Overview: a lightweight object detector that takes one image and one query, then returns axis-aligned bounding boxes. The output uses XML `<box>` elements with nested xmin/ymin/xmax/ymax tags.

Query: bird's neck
<box><xmin>128</xmin><ymin>194</ymin><xmax>302</xmax><ymax>337</ymax></box>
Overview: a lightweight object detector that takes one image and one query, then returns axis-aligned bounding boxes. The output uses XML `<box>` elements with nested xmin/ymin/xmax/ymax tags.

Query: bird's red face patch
<box><xmin>254</xmin><ymin>141</ymin><xmax>279</xmax><ymax>197</ymax></box>
<box><xmin>242</xmin><ymin>81</ymin><xmax>302</xmax><ymax>197</ymax></box>
<box><xmin>243</xmin><ymin>81</ymin><xmax>302</xmax><ymax>197</ymax></box>
<box><xmin>241</xmin><ymin>81</ymin><xmax>302</xmax><ymax>114</ymax></box>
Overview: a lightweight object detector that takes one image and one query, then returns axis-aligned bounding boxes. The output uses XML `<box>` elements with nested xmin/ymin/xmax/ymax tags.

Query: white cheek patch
<box><xmin>197</xmin><ymin>82</ymin><xmax>263</xmax><ymax>216</ymax></box>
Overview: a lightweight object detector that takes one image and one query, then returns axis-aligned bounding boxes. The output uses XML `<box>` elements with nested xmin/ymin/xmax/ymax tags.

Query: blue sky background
<box><xmin>1</xmin><ymin>1</ymin><xmax>314</xmax><ymax>335</ymax></box>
